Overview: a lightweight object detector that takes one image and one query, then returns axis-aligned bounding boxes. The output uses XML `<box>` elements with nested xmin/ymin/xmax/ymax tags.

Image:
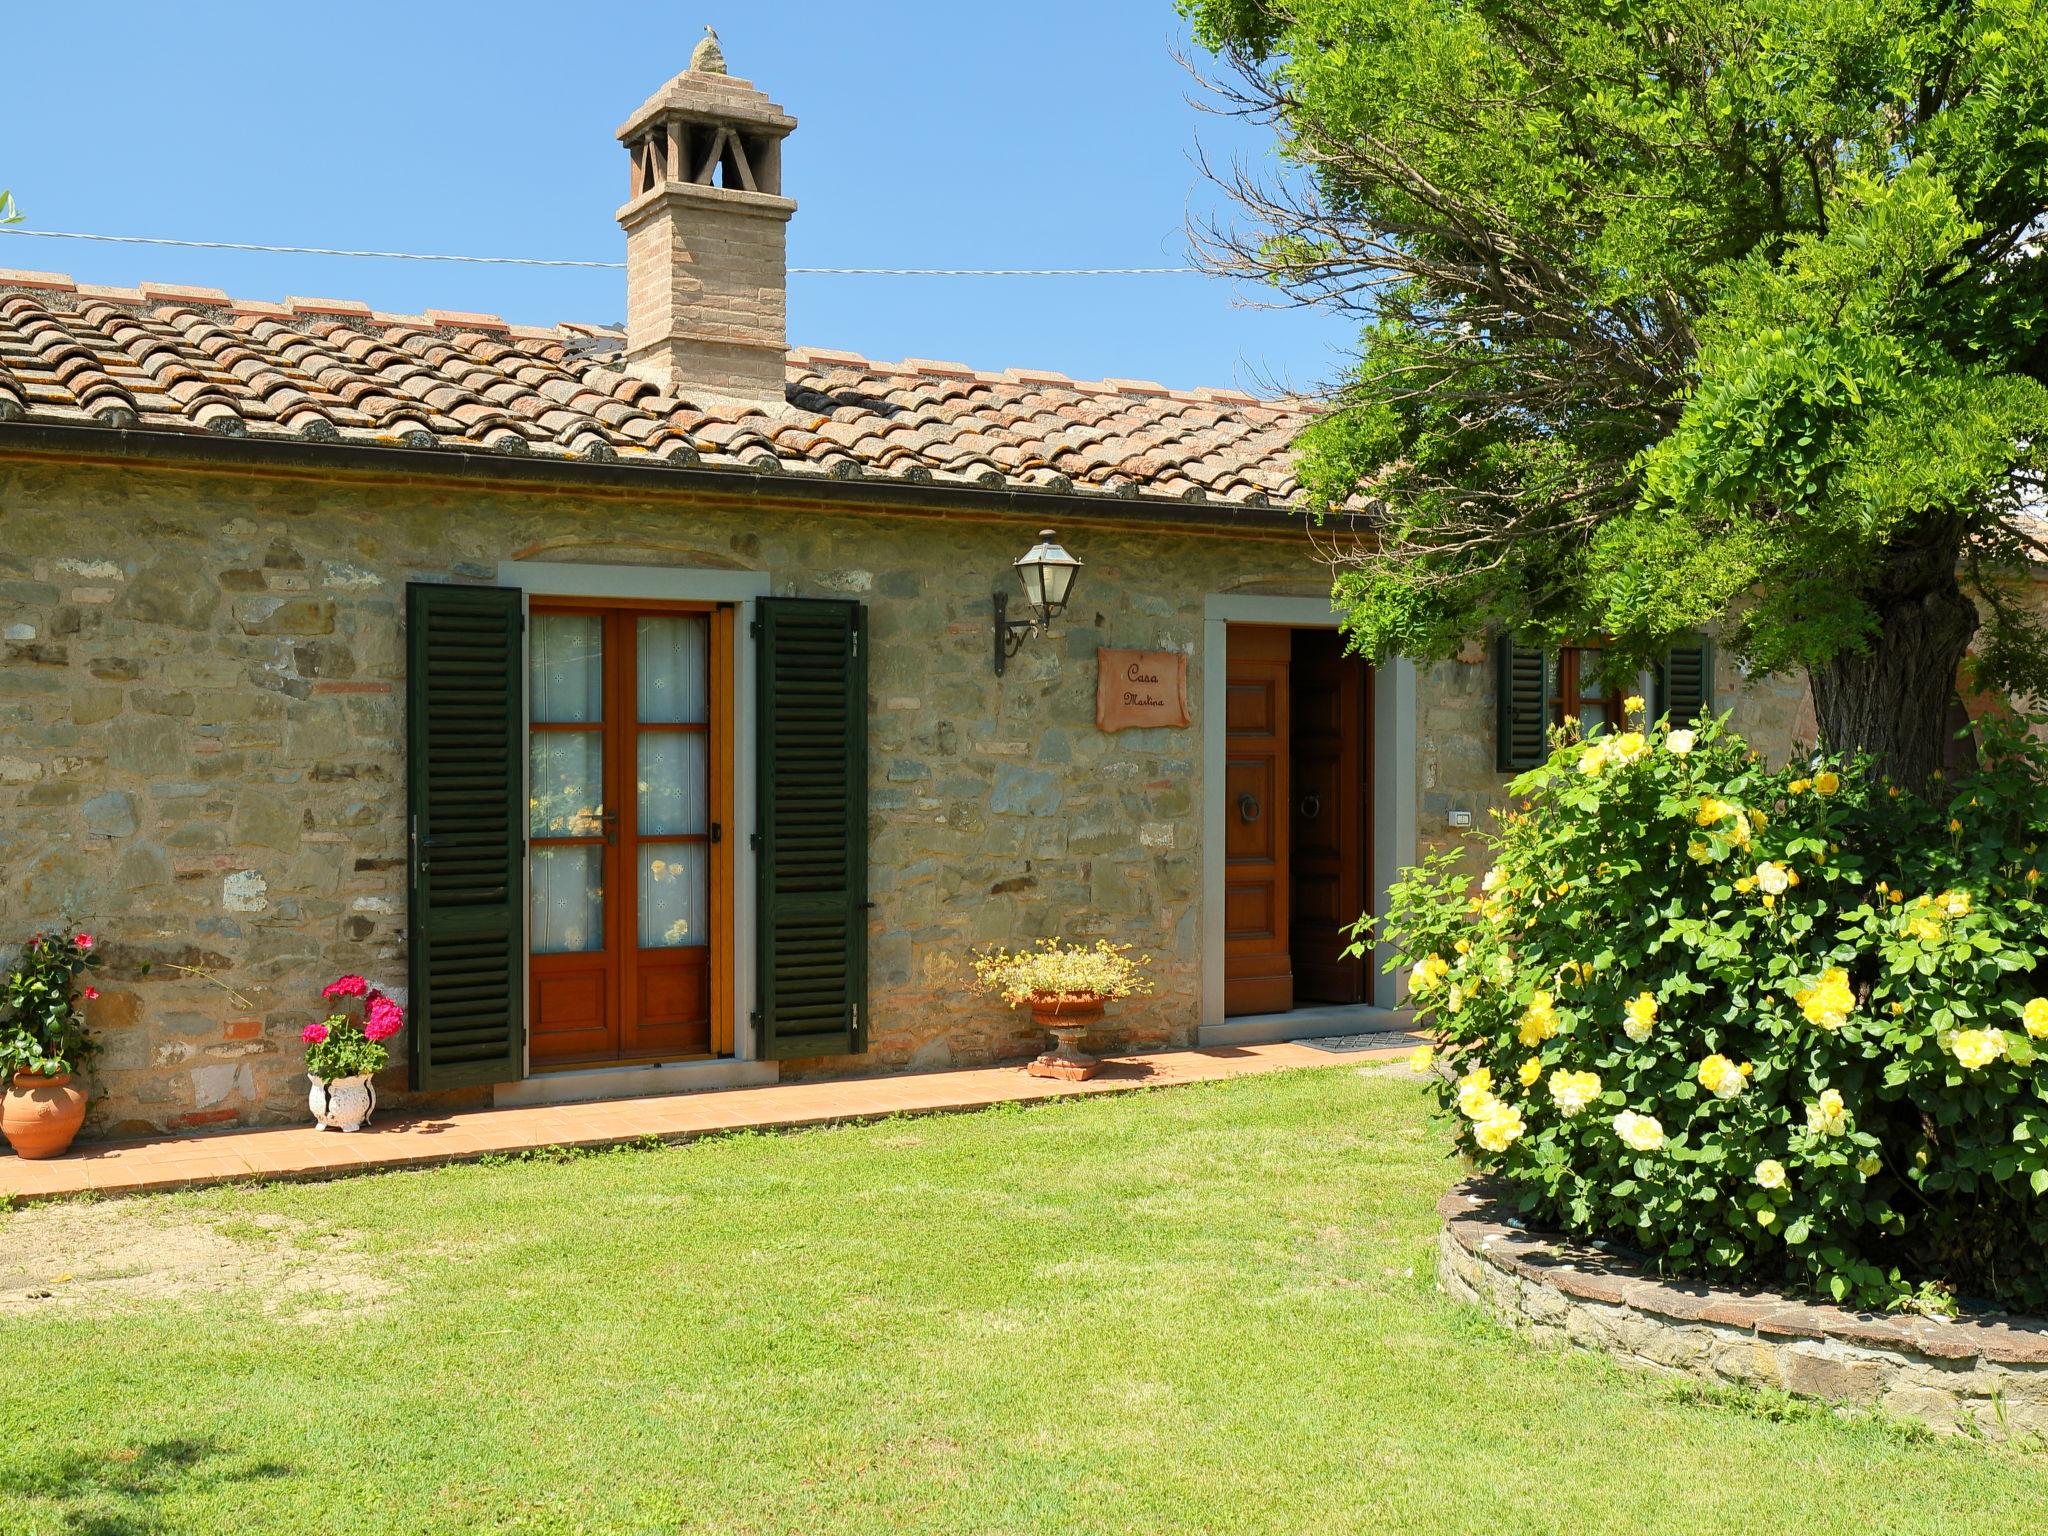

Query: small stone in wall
<box><xmin>81</xmin><ymin>791</ymin><xmax>138</xmax><ymax>838</ymax></box>
<box><xmin>223</xmin><ymin>869</ymin><xmax>269</xmax><ymax>913</ymax></box>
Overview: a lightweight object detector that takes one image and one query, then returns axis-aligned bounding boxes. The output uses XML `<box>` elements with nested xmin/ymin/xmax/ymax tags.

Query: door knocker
<box><xmin>1298</xmin><ymin>793</ymin><xmax>1322</xmax><ymax>822</ymax></box>
<box><xmin>1237</xmin><ymin>792</ymin><xmax>1263</xmax><ymax>824</ymax></box>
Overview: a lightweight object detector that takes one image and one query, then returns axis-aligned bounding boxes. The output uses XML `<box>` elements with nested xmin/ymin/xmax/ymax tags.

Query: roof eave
<box><xmin>0</xmin><ymin>421</ymin><xmax>1305</xmax><ymax>534</ymax></box>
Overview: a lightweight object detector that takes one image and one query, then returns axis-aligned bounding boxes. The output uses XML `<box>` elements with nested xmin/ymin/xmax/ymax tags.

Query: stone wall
<box><xmin>0</xmin><ymin>457</ymin><xmax>1321</xmax><ymax>1133</ymax></box>
<box><xmin>1438</xmin><ymin>1180</ymin><xmax>2048</xmax><ymax>1441</ymax></box>
<box><xmin>0</xmin><ymin>453</ymin><xmax>1818</xmax><ymax>1137</ymax></box>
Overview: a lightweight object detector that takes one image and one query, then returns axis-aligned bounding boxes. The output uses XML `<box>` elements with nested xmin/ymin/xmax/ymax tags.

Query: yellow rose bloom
<box><xmin>1697</xmin><ymin>1054</ymin><xmax>1747</xmax><ymax>1100</ymax></box>
<box><xmin>1622</xmin><ymin>991</ymin><xmax>1657</xmax><ymax>1043</ymax></box>
<box><xmin>1806</xmin><ymin>1088</ymin><xmax>1849</xmax><ymax>1137</ymax></box>
<box><xmin>1858</xmin><ymin>1153</ymin><xmax>1883</xmax><ymax>1178</ymax></box>
<box><xmin>1612</xmin><ymin>1110</ymin><xmax>1666</xmax><ymax>1152</ymax></box>
<box><xmin>1936</xmin><ymin>889</ymin><xmax>1971</xmax><ymax>918</ymax></box>
<box><xmin>1814</xmin><ymin>771</ymin><xmax>1841</xmax><ymax>796</ymax></box>
<box><xmin>1725</xmin><ymin>816</ymin><xmax>1752</xmax><ymax>849</ymax></box>
<box><xmin>1472</xmin><ymin>1104</ymin><xmax>1526</xmax><ymax>1153</ymax></box>
<box><xmin>1410</xmin><ymin>953</ymin><xmax>1450</xmax><ymax>993</ymax></box>
<box><xmin>1608</xmin><ymin>730</ymin><xmax>1649</xmax><ymax>766</ymax></box>
<box><xmin>1754</xmin><ymin>1159</ymin><xmax>1787</xmax><ymax>1189</ymax></box>
<box><xmin>1666</xmin><ymin>728</ymin><xmax>1696</xmax><ymax>755</ymax></box>
<box><xmin>1518</xmin><ymin>1057</ymin><xmax>1544</xmax><ymax>1087</ymax></box>
<box><xmin>1755</xmin><ymin>861</ymin><xmax>1790</xmax><ymax>895</ymax></box>
<box><xmin>1695</xmin><ymin>796</ymin><xmax>1733</xmax><ymax>827</ymax></box>
<box><xmin>1547</xmin><ymin>1068</ymin><xmax>1602</xmax><ymax>1117</ymax></box>
<box><xmin>1517</xmin><ymin>990</ymin><xmax>1562</xmax><ymax>1046</ymax></box>
<box><xmin>1794</xmin><ymin>967</ymin><xmax>1854</xmax><ymax>1031</ymax></box>
<box><xmin>2023</xmin><ymin>997</ymin><xmax>2048</xmax><ymax>1040</ymax></box>
<box><xmin>1624</xmin><ymin>694</ymin><xmax>1646</xmax><ymax>716</ymax></box>
<box><xmin>1950</xmin><ymin>1029</ymin><xmax>2006</xmax><ymax>1070</ymax></box>
<box><xmin>1409</xmin><ymin>1045</ymin><xmax>1435</xmax><ymax>1072</ymax></box>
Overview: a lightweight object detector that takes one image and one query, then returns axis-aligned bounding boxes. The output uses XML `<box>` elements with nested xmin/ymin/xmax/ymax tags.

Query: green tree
<box><xmin>1184</xmin><ymin>0</ymin><xmax>2048</xmax><ymax>785</ymax></box>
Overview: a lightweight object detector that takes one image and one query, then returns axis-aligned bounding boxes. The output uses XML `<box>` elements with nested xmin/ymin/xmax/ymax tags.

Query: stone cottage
<box><xmin>0</xmin><ymin>47</ymin><xmax>1814</xmax><ymax>1137</ymax></box>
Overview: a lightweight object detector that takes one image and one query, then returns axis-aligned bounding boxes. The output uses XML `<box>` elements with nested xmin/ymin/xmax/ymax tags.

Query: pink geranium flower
<box><xmin>83</xmin><ymin>986</ymin><xmax>99</xmax><ymax>1001</ymax></box>
<box><xmin>301</xmin><ymin>1022</ymin><xmax>330</xmax><ymax>1045</ymax></box>
<box><xmin>322</xmin><ymin>974</ymin><xmax>369</xmax><ymax>1000</ymax></box>
<box><xmin>363</xmin><ymin>993</ymin><xmax>405</xmax><ymax>1043</ymax></box>
<box><xmin>75</xmin><ymin>933</ymin><xmax>94</xmax><ymax>949</ymax></box>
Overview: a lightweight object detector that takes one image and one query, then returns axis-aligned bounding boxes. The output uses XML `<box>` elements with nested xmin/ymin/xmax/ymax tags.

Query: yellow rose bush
<box><xmin>1375</xmin><ymin>707</ymin><xmax>2048</xmax><ymax>1309</ymax></box>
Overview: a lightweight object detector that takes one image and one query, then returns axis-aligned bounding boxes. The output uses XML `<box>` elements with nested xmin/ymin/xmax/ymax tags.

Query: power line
<box><xmin>0</xmin><ymin>226</ymin><xmax>1199</xmax><ymax>277</ymax></box>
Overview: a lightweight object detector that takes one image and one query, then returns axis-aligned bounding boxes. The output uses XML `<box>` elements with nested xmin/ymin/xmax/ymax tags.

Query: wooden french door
<box><xmin>1224</xmin><ymin>626</ymin><xmax>1294</xmax><ymax>1016</ymax></box>
<box><xmin>1290</xmin><ymin>629</ymin><xmax>1372</xmax><ymax>1004</ymax></box>
<box><xmin>526</xmin><ymin>602</ymin><xmax>732</xmax><ymax>1069</ymax></box>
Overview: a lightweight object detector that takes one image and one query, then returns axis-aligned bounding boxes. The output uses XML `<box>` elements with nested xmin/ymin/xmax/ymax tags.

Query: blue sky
<box><xmin>0</xmin><ymin>3</ymin><xmax>1353</xmax><ymax>393</ymax></box>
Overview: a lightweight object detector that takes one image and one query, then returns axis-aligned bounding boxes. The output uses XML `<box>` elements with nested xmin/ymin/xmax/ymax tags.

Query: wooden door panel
<box><xmin>1224</xmin><ymin>757</ymin><xmax>1280</xmax><ymax>862</ymax></box>
<box><xmin>529</xmin><ymin>964</ymin><xmax>613</xmax><ymax>1062</ymax></box>
<box><xmin>1224</xmin><ymin>626</ymin><xmax>1293</xmax><ymax>1016</ymax></box>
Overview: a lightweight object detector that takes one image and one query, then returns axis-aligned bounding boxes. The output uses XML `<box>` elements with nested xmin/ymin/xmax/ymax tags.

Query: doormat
<box><xmin>1294</xmin><ymin>1030</ymin><xmax>1427</xmax><ymax>1054</ymax></box>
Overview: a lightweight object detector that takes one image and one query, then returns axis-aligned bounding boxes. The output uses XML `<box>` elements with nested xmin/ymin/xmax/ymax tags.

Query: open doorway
<box><xmin>1222</xmin><ymin>625</ymin><xmax>1373</xmax><ymax>1017</ymax></box>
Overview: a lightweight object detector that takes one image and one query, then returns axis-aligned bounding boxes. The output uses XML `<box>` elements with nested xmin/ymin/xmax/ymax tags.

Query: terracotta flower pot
<box><xmin>1</xmin><ymin>1070</ymin><xmax>89</xmax><ymax>1160</ymax></box>
<box><xmin>1027</xmin><ymin>996</ymin><xmax>1106</xmax><ymax>1081</ymax></box>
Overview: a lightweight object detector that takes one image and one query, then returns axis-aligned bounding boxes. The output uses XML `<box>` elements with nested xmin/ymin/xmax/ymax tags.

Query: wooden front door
<box><xmin>1224</xmin><ymin>626</ymin><xmax>1293</xmax><ymax>1016</ymax></box>
<box><xmin>1290</xmin><ymin>629</ymin><xmax>1372</xmax><ymax>1004</ymax></box>
<box><xmin>526</xmin><ymin>602</ymin><xmax>732</xmax><ymax>1069</ymax></box>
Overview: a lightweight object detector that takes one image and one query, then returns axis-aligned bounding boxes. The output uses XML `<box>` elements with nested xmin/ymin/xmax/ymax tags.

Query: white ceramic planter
<box><xmin>307</xmin><ymin>1072</ymin><xmax>377</xmax><ymax>1133</ymax></box>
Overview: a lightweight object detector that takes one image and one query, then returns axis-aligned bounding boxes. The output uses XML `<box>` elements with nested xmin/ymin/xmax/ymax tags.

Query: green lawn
<box><xmin>2</xmin><ymin>1066</ymin><xmax>2042</xmax><ymax>1535</ymax></box>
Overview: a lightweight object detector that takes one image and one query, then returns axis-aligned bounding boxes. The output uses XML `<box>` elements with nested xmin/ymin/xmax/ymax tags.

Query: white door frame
<box><xmin>1199</xmin><ymin>594</ymin><xmax>1418</xmax><ymax>1025</ymax></box>
<box><xmin>497</xmin><ymin>560</ymin><xmax>772</xmax><ymax>1069</ymax></box>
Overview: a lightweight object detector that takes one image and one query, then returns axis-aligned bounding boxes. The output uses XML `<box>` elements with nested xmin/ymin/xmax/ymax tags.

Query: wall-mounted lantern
<box><xmin>993</xmin><ymin>529</ymin><xmax>1082</xmax><ymax>675</ymax></box>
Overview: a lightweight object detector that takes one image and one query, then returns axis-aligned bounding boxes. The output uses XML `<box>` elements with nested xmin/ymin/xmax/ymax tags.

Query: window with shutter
<box><xmin>1495</xmin><ymin>634</ymin><xmax>1549</xmax><ymax>771</ymax></box>
<box><xmin>405</xmin><ymin>582</ymin><xmax>527</xmax><ymax>1090</ymax></box>
<box><xmin>1655</xmin><ymin>635</ymin><xmax>1716</xmax><ymax>727</ymax></box>
<box><xmin>754</xmin><ymin>597</ymin><xmax>868</xmax><ymax>1060</ymax></box>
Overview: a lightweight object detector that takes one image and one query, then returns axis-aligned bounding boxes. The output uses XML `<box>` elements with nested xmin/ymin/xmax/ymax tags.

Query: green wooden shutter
<box><xmin>405</xmin><ymin>582</ymin><xmax>526</xmax><ymax>1090</ymax></box>
<box><xmin>1496</xmin><ymin>634</ymin><xmax>1550</xmax><ymax>771</ymax></box>
<box><xmin>1655</xmin><ymin>635</ymin><xmax>1716</xmax><ymax>728</ymax></box>
<box><xmin>754</xmin><ymin>597</ymin><xmax>869</xmax><ymax>1060</ymax></box>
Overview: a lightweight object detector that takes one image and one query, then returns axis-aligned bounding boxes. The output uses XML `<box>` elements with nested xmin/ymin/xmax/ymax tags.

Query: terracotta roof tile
<box><xmin>0</xmin><ymin>275</ymin><xmax>1316</xmax><ymax>506</ymax></box>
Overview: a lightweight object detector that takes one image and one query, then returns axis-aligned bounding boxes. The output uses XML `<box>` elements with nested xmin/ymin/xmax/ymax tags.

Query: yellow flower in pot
<box><xmin>970</xmin><ymin>938</ymin><xmax>1155</xmax><ymax>1082</ymax></box>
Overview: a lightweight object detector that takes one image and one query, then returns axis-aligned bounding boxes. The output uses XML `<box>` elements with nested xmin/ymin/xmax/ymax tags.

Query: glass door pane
<box><xmin>531</xmin><ymin>846</ymin><xmax>605</xmax><ymax>953</ymax></box>
<box><xmin>531</xmin><ymin>612</ymin><xmax>603</xmax><ymax>723</ymax></box>
<box><xmin>528</xmin><ymin>610</ymin><xmax>605</xmax><ymax>955</ymax></box>
<box><xmin>638</xmin><ymin>616</ymin><xmax>708</xmax><ymax>722</ymax></box>
<box><xmin>640</xmin><ymin>844</ymin><xmax>707</xmax><ymax>948</ymax></box>
<box><xmin>530</xmin><ymin>733</ymin><xmax>605</xmax><ymax>837</ymax></box>
<box><xmin>637</xmin><ymin>733</ymin><xmax>707</xmax><ymax>836</ymax></box>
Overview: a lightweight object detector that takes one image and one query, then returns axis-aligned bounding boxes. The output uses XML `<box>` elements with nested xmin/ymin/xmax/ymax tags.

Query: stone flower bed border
<box><xmin>1438</xmin><ymin>1178</ymin><xmax>2048</xmax><ymax>1441</ymax></box>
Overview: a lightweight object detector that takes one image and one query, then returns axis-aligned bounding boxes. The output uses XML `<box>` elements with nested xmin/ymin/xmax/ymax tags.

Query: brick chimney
<box><xmin>615</xmin><ymin>27</ymin><xmax>796</xmax><ymax>407</ymax></box>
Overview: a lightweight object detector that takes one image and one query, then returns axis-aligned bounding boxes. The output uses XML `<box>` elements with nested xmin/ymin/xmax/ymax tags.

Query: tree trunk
<box><xmin>1806</xmin><ymin>523</ymin><xmax>1977</xmax><ymax>790</ymax></box>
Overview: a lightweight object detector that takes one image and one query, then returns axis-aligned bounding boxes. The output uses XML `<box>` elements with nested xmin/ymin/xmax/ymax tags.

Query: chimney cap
<box><xmin>615</xmin><ymin>67</ymin><xmax>796</xmax><ymax>142</ymax></box>
<box><xmin>690</xmin><ymin>25</ymin><xmax>727</xmax><ymax>75</ymax></box>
